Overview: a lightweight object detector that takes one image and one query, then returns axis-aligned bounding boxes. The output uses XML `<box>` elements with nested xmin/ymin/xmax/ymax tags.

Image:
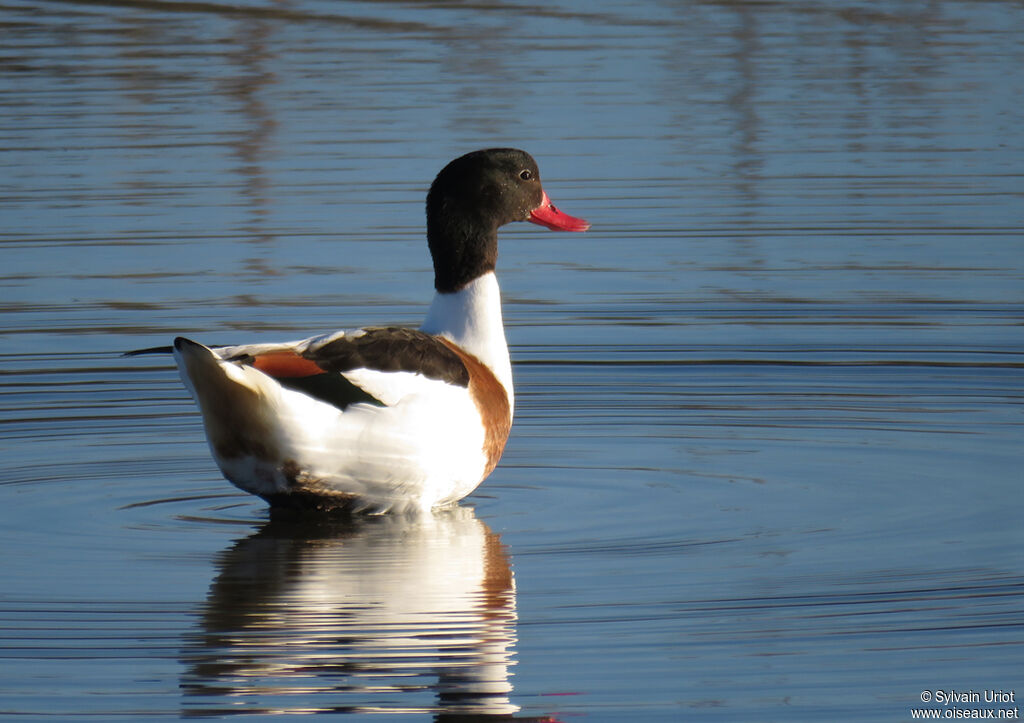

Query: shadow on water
<box><xmin>180</xmin><ymin>507</ymin><xmax>554</xmax><ymax>720</ymax></box>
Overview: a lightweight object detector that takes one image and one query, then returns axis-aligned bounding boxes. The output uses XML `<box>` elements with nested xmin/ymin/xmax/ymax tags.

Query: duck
<box><xmin>168</xmin><ymin>149</ymin><xmax>588</xmax><ymax>513</ymax></box>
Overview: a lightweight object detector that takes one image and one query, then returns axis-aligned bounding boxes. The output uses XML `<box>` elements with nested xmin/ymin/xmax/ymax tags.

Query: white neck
<box><xmin>421</xmin><ymin>272</ymin><xmax>513</xmax><ymax>412</ymax></box>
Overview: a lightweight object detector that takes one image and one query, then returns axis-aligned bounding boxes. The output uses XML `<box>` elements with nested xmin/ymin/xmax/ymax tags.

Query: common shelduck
<box><xmin>161</xmin><ymin>149</ymin><xmax>588</xmax><ymax>513</ymax></box>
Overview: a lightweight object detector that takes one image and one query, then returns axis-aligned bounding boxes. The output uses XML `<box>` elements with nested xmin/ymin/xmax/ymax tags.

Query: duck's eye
<box><xmin>519</xmin><ymin>169</ymin><xmax>533</xmax><ymax>181</ymax></box>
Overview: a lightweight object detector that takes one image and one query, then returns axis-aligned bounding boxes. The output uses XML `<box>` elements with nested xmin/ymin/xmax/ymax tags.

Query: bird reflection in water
<box><xmin>182</xmin><ymin>507</ymin><xmax>553</xmax><ymax>720</ymax></box>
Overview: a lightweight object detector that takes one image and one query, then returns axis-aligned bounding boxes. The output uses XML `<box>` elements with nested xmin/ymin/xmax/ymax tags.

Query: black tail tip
<box><xmin>122</xmin><ymin>344</ymin><xmax>174</xmax><ymax>357</ymax></box>
<box><xmin>122</xmin><ymin>338</ymin><xmax>204</xmax><ymax>357</ymax></box>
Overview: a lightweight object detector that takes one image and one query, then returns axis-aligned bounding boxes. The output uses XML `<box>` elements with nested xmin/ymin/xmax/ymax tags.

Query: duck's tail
<box><xmin>173</xmin><ymin>337</ymin><xmax>279</xmax><ymax>463</ymax></box>
<box><xmin>171</xmin><ymin>338</ymin><xmax>372</xmax><ymax>507</ymax></box>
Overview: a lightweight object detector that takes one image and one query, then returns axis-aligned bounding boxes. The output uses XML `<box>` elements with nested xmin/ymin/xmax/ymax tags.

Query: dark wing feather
<box><xmin>306</xmin><ymin>327</ymin><xmax>470</xmax><ymax>387</ymax></box>
<box><xmin>222</xmin><ymin>328</ymin><xmax>469</xmax><ymax>411</ymax></box>
<box><xmin>275</xmin><ymin>373</ymin><xmax>385</xmax><ymax>410</ymax></box>
<box><xmin>216</xmin><ymin>347</ymin><xmax>383</xmax><ymax>410</ymax></box>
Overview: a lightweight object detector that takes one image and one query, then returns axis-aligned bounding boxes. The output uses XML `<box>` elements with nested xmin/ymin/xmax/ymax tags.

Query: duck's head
<box><xmin>426</xmin><ymin>148</ymin><xmax>589</xmax><ymax>292</ymax></box>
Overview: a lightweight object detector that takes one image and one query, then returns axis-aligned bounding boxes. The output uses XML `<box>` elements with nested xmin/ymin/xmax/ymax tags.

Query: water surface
<box><xmin>1</xmin><ymin>0</ymin><xmax>1022</xmax><ymax>720</ymax></box>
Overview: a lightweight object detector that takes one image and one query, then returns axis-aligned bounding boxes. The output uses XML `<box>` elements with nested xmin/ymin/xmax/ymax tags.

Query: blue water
<box><xmin>1</xmin><ymin>0</ymin><xmax>1022</xmax><ymax>720</ymax></box>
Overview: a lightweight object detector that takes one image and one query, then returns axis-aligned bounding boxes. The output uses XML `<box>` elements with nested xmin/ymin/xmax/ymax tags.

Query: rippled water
<box><xmin>2</xmin><ymin>0</ymin><xmax>1023</xmax><ymax>720</ymax></box>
